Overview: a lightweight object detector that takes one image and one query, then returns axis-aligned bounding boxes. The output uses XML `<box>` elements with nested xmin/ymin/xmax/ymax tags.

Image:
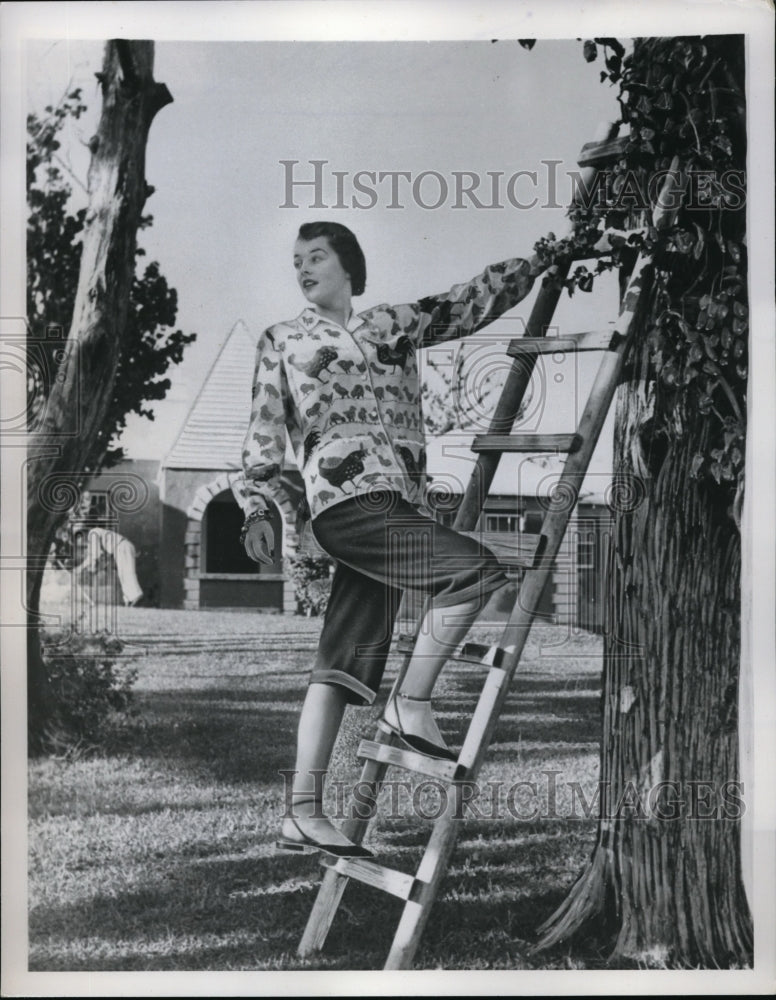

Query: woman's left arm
<box><xmin>397</xmin><ymin>252</ymin><xmax>548</xmax><ymax>348</ymax></box>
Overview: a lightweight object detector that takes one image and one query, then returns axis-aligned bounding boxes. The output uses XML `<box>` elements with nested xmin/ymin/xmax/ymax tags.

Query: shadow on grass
<box><xmin>29</xmin><ymin>818</ymin><xmax>599</xmax><ymax>972</ymax></box>
<box><xmin>420</xmin><ymin>673</ymin><xmax>603</xmax><ymax>749</ymax></box>
<box><xmin>123</xmin><ymin>688</ymin><xmax>303</xmax><ymax>784</ymax></box>
<box><xmin>118</xmin><ymin>672</ymin><xmax>600</xmax><ymax>786</ymax></box>
<box><xmin>29</xmin><ymin>625</ymin><xmax>608</xmax><ymax>971</ymax></box>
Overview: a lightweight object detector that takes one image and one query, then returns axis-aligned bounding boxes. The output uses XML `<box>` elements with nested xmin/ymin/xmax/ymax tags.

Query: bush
<box><xmin>40</xmin><ymin>630</ymin><xmax>138</xmax><ymax>751</ymax></box>
<box><xmin>287</xmin><ymin>555</ymin><xmax>333</xmax><ymax>616</ymax></box>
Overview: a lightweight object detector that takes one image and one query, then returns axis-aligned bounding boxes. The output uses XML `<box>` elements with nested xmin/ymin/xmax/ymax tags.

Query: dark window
<box><xmin>74</xmin><ymin>490</ymin><xmax>111</xmax><ymax>522</ymax></box>
<box><xmin>523</xmin><ymin>510</ymin><xmax>544</xmax><ymax>534</ymax></box>
<box><xmin>484</xmin><ymin>513</ymin><xmax>524</xmax><ymax>533</ymax></box>
<box><xmin>202</xmin><ymin>490</ymin><xmax>282</xmax><ymax>574</ymax></box>
<box><xmin>434</xmin><ymin>508</ymin><xmax>458</xmax><ymax>527</ymax></box>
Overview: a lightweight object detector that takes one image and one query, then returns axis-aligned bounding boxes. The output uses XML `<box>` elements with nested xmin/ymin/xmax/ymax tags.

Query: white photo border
<box><xmin>2</xmin><ymin>1</ymin><xmax>774</xmax><ymax>996</ymax></box>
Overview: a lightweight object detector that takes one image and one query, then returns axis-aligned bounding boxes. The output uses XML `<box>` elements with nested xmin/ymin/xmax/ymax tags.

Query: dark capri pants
<box><xmin>309</xmin><ymin>491</ymin><xmax>508</xmax><ymax>705</ymax></box>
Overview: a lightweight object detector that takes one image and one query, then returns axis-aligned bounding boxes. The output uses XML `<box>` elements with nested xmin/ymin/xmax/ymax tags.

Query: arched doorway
<box><xmin>199</xmin><ymin>489</ymin><xmax>284</xmax><ymax>608</ymax></box>
<box><xmin>181</xmin><ymin>472</ymin><xmax>299</xmax><ymax>611</ymax></box>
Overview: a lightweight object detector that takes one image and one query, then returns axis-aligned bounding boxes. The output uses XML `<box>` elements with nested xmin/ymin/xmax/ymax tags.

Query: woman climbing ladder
<box><xmin>231</xmin><ymin>220</ymin><xmax>563</xmax><ymax>858</ymax></box>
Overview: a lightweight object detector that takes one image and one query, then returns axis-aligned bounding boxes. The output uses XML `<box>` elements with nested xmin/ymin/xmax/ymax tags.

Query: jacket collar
<box><xmin>297</xmin><ymin>306</ymin><xmax>365</xmax><ymax>334</ymax></box>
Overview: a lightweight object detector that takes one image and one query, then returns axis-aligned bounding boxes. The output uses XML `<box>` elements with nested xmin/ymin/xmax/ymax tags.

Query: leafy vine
<box><xmin>531</xmin><ymin>36</ymin><xmax>747</xmax><ymax>508</ymax></box>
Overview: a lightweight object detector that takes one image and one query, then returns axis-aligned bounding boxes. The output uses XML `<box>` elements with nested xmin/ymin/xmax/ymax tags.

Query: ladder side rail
<box><xmin>459</xmin><ymin>157</ymin><xmax>687</xmax><ymax>778</ymax></box>
<box><xmin>297</xmin><ymin>122</ymin><xmax>626</xmax><ymax>967</ymax></box>
<box><xmin>332</xmin><ymin>251</ymin><xmax>583</xmax><ymax>875</ymax></box>
<box><xmin>384</xmin><ymin>158</ymin><xmax>687</xmax><ymax>970</ymax></box>
<box><xmin>412</xmin><ymin>129</ymin><xmax>616</xmax><ymax>700</ymax></box>
<box><xmin>298</xmin><ymin>869</ymin><xmax>351</xmax><ymax>955</ymax></box>
<box><xmin>298</xmin><ymin>279</ymin><xmax>571</xmax><ymax>959</ymax></box>
<box><xmin>383</xmin><ymin>331</ymin><xmax>636</xmax><ymax>969</ymax></box>
<box><xmin>393</xmin><ymin>120</ymin><xmax>621</xmax><ymax>665</ymax></box>
<box><xmin>298</xmin><ymin>751</ymin><xmax>392</xmax><ymax>956</ymax></box>
<box><xmin>452</xmin><ymin>269</ymin><xmax>572</xmax><ymax>531</ymax></box>
<box><xmin>366</xmin><ymin>122</ymin><xmax>624</xmax><ymax>962</ymax></box>
<box><xmin>454</xmin><ymin>120</ymin><xmax>620</xmax><ymax>533</ymax></box>
<box><xmin>392</xmin><ymin>268</ymin><xmax>573</xmax><ymax>715</ymax></box>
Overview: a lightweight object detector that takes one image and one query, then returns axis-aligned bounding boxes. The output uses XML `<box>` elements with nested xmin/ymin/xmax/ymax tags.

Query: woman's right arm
<box><xmin>230</xmin><ymin>326</ymin><xmax>288</xmax><ymax>520</ymax></box>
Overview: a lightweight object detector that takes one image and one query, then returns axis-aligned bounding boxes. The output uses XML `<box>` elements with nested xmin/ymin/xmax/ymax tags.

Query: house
<box><xmin>65</xmin><ymin>320</ymin><xmax>612</xmax><ymax>628</ymax></box>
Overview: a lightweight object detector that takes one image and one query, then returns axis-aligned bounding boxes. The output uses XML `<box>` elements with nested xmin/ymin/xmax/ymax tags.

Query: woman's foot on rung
<box><xmin>382</xmin><ymin>693</ymin><xmax>457</xmax><ymax>762</ymax></box>
<box><xmin>277</xmin><ymin>796</ymin><xmax>375</xmax><ymax>859</ymax></box>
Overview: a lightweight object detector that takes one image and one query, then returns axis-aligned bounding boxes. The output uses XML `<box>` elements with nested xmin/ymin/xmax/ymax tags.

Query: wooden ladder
<box><xmin>295</xmin><ymin>127</ymin><xmax>686</xmax><ymax>970</ymax></box>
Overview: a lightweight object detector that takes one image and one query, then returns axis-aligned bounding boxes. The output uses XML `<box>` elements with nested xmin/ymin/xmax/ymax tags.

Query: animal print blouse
<box><xmin>231</xmin><ymin>255</ymin><xmax>543</xmax><ymax>523</ymax></box>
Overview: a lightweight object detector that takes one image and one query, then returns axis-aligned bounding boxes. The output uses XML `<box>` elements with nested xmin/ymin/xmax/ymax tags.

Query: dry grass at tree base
<box><xmin>28</xmin><ymin>606</ymin><xmax>609</xmax><ymax>972</ymax></box>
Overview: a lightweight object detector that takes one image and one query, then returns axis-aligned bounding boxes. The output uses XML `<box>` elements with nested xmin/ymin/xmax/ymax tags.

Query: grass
<box><xmin>28</xmin><ymin>605</ymin><xmax>607</xmax><ymax>971</ymax></box>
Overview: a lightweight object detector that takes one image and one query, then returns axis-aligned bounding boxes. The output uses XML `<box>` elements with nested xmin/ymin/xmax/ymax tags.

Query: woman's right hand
<box><xmin>244</xmin><ymin>520</ymin><xmax>275</xmax><ymax>565</ymax></box>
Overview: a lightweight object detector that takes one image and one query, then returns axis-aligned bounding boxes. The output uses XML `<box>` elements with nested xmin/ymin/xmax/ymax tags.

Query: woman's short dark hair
<box><xmin>297</xmin><ymin>221</ymin><xmax>367</xmax><ymax>296</ymax></box>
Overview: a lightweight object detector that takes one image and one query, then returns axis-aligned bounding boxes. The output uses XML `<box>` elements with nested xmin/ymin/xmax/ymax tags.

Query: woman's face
<box><xmin>293</xmin><ymin>237</ymin><xmax>351</xmax><ymax>309</ymax></box>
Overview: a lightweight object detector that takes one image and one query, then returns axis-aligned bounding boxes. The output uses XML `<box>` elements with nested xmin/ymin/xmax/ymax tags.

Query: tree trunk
<box><xmin>26</xmin><ymin>41</ymin><xmax>172</xmax><ymax>749</ymax></box>
<box><xmin>535</xmin><ymin>334</ymin><xmax>753</xmax><ymax>965</ymax></box>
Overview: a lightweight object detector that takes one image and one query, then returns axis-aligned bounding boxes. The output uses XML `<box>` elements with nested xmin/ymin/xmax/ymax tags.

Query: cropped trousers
<box><xmin>308</xmin><ymin>491</ymin><xmax>508</xmax><ymax>704</ymax></box>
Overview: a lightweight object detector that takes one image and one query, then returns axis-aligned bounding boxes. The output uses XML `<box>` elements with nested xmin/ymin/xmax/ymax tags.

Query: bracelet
<box><xmin>240</xmin><ymin>509</ymin><xmax>269</xmax><ymax>543</ymax></box>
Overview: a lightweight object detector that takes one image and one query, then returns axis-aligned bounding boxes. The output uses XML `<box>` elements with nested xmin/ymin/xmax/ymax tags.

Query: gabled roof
<box><xmin>163</xmin><ymin>320</ymin><xmax>255</xmax><ymax>470</ymax></box>
<box><xmin>163</xmin><ymin>320</ymin><xmax>296</xmax><ymax>472</ymax></box>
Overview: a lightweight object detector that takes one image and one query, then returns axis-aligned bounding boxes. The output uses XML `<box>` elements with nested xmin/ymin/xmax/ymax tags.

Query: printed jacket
<box><xmin>231</xmin><ymin>255</ymin><xmax>542</xmax><ymax>522</ymax></box>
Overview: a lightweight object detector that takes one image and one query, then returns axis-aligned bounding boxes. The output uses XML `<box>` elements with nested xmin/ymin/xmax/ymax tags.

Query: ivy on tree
<box><xmin>532</xmin><ymin>35</ymin><xmax>746</xmax><ymax>515</ymax></box>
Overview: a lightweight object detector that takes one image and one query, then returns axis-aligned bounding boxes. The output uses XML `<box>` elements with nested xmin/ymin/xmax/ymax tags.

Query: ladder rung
<box><xmin>357</xmin><ymin>739</ymin><xmax>458</xmax><ymax>781</ymax></box>
<box><xmin>507</xmin><ymin>329</ymin><xmax>618</xmax><ymax>357</ymax></box>
<box><xmin>453</xmin><ymin>642</ymin><xmax>505</xmax><ymax>667</ymax></box>
<box><xmin>465</xmin><ymin>530</ymin><xmax>541</xmax><ymax>568</ymax></box>
<box><xmin>471</xmin><ymin>433</ymin><xmax>582</xmax><ymax>454</ymax></box>
<box><xmin>577</xmin><ymin>133</ymin><xmax>628</xmax><ymax>168</ymax></box>
<box><xmin>320</xmin><ymin>855</ymin><xmax>426</xmax><ymax>903</ymax></box>
<box><xmin>398</xmin><ymin>624</ymin><xmax>535</xmax><ymax>666</ymax></box>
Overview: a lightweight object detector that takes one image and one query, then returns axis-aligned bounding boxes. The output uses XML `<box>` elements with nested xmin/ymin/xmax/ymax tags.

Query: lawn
<box><xmin>28</xmin><ymin>605</ymin><xmax>606</xmax><ymax>971</ymax></box>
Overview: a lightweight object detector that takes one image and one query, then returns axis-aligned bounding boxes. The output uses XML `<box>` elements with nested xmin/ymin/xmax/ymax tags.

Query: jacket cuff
<box><xmin>228</xmin><ymin>471</ymin><xmax>273</xmax><ymax>517</ymax></box>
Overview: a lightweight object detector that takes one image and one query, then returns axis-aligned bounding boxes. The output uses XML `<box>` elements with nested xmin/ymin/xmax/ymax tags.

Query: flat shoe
<box><xmin>382</xmin><ymin>693</ymin><xmax>458</xmax><ymax>762</ymax></box>
<box><xmin>276</xmin><ymin>816</ymin><xmax>375</xmax><ymax>859</ymax></box>
<box><xmin>382</xmin><ymin>720</ymin><xmax>458</xmax><ymax>762</ymax></box>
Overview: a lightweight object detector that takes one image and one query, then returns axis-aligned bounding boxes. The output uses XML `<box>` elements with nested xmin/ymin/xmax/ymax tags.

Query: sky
<box><xmin>26</xmin><ymin>36</ymin><xmax>623</xmax><ymax>462</ymax></box>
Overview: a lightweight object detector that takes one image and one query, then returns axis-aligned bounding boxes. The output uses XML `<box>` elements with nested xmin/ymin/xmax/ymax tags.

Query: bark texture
<box><xmin>27</xmin><ymin>41</ymin><xmax>172</xmax><ymax>747</ymax></box>
<box><xmin>536</xmin><ymin>330</ymin><xmax>752</xmax><ymax>966</ymax></box>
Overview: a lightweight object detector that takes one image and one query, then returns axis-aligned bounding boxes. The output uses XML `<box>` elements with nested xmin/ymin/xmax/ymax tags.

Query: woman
<box><xmin>232</xmin><ymin>221</ymin><xmax>557</xmax><ymax>858</ymax></box>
